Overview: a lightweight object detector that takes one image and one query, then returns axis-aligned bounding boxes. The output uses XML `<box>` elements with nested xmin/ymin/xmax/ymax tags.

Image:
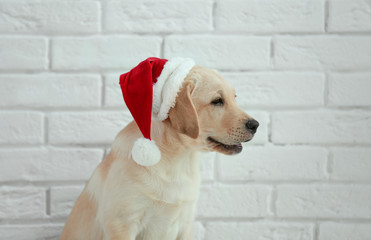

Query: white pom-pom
<box><xmin>131</xmin><ymin>138</ymin><xmax>161</xmax><ymax>166</ymax></box>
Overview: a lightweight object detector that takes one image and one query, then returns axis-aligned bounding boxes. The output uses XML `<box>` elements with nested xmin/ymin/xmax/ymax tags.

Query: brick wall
<box><xmin>0</xmin><ymin>0</ymin><xmax>371</xmax><ymax>239</ymax></box>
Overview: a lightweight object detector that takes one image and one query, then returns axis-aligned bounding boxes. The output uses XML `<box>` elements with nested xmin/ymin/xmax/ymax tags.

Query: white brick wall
<box><xmin>0</xmin><ymin>112</ymin><xmax>44</xmax><ymax>144</ymax></box>
<box><xmin>205</xmin><ymin>222</ymin><xmax>314</xmax><ymax>240</ymax></box>
<box><xmin>319</xmin><ymin>222</ymin><xmax>371</xmax><ymax>240</ymax></box>
<box><xmin>103</xmin><ymin>0</ymin><xmax>213</xmax><ymax>33</ymax></box>
<box><xmin>328</xmin><ymin>0</ymin><xmax>371</xmax><ymax>32</ymax></box>
<box><xmin>276</xmin><ymin>185</ymin><xmax>371</xmax><ymax>218</ymax></box>
<box><xmin>215</xmin><ymin>0</ymin><xmax>324</xmax><ymax>33</ymax></box>
<box><xmin>165</xmin><ymin>36</ymin><xmax>271</xmax><ymax>70</ymax></box>
<box><xmin>0</xmin><ymin>74</ymin><xmax>102</xmax><ymax>108</ymax></box>
<box><xmin>0</xmin><ymin>38</ymin><xmax>48</xmax><ymax>71</ymax></box>
<box><xmin>274</xmin><ymin>36</ymin><xmax>371</xmax><ymax>70</ymax></box>
<box><xmin>0</xmin><ymin>0</ymin><xmax>370</xmax><ymax>239</ymax></box>
<box><xmin>0</xmin><ymin>1</ymin><xmax>100</xmax><ymax>34</ymax></box>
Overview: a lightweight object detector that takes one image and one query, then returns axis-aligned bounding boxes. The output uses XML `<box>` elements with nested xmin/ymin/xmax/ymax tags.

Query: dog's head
<box><xmin>168</xmin><ymin>66</ymin><xmax>258</xmax><ymax>155</ymax></box>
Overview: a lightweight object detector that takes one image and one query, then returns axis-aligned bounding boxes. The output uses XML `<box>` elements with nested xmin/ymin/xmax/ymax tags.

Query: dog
<box><xmin>60</xmin><ymin>65</ymin><xmax>259</xmax><ymax>240</ymax></box>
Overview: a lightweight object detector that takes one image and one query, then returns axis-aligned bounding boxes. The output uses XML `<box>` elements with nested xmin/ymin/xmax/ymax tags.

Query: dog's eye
<box><xmin>211</xmin><ymin>98</ymin><xmax>224</xmax><ymax>106</ymax></box>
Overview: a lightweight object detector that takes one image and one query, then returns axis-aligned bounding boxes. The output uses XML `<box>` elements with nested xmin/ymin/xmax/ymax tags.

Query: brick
<box><xmin>0</xmin><ymin>187</ymin><xmax>46</xmax><ymax>219</ymax></box>
<box><xmin>49</xmin><ymin>111</ymin><xmax>133</xmax><ymax>145</ymax></box>
<box><xmin>104</xmin><ymin>73</ymin><xmax>126</xmax><ymax>108</ymax></box>
<box><xmin>218</xmin><ymin>146</ymin><xmax>327</xmax><ymax>181</ymax></box>
<box><xmin>205</xmin><ymin>222</ymin><xmax>314</xmax><ymax>240</ymax></box>
<box><xmin>0</xmin><ymin>224</ymin><xmax>63</xmax><ymax>240</ymax></box>
<box><xmin>196</xmin><ymin>185</ymin><xmax>270</xmax><ymax>217</ymax></box>
<box><xmin>224</xmin><ymin>72</ymin><xmax>325</xmax><ymax>107</ymax></box>
<box><xmin>52</xmin><ymin>37</ymin><xmax>162</xmax><ymax>70</ymax></box>
<box><xmin>274</xmin><ymin>36</ymin><xmax>371</xmax><ymax>70</ymax></box>
<box><xmin>0</xmin><ymin>112</ymin><xmax>43</xmax><ymax>145</ymax></box>
<box><xmin>0</xmin><ymin>148</ymin><xmax>103</xmax><ymax>182</ymax></box>
<box><xmin>276</xmin><ymin>185</ymin><xmax>371</xmax><ymax>218</ymax></box>
<box><xmin>50</xmin><ymin>186</ymin><xmax>84</xmax><ymax>217</ymax></box>
<box><xmin>328</xmin><ymin>0</ymin><xmax>371</xmax><ymax>32</ymax></box>
<box><xmin>215</xmin><ymin>0</ymin><xmax>324</xmax><ymax>33</ymax></box>
<box><xmin>103</xmin><ymin>0</ymin><xmax>212</xmax><ymax>33</ymax></box>
<box><xmin>331</xmin><ymin>148</ymin><xmax>371</xmax><ymax>181</ymax></box>
<box><xmin>0</xmin><ymin>1</ymin><xmax>99</xmax><ymax>34</ymax></box>
<box><xmin>0</xmin><ymin>38</ymin><xmax>47</xmax><ymax>70</ymax></box>
<box><xmin>164</xmin><ymin>36</ymin><xmax>270</xmax><ymax>70</ymax></box>
<box><xmin>272</xmin><ymin>110</ymin><xmax>371</xmax><ymax>144</ymax></box>
<box><xmin>319</xmin><ymin>222</ymin><xmax>371</xmax><ymax>240</ymax></box>
<box><xmin>0</xmin><ymin>74</ymin><xmax>101</xmax><ymax>108</ymax></box>
<box><xmin>328</xmin><ymin>73</ymin><xmax>371</xmax><ymax>106</ymax></box>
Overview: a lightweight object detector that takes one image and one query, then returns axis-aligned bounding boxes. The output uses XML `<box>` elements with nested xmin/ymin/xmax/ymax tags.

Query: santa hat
<box><xmin>119</xmin><ymin>57</ymin><xmax>195</xmax><ymax>166</ymax></box>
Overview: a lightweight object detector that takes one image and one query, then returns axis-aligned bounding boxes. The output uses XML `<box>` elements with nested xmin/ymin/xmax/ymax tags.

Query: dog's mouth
<box><xmin>207</xmin><ymin>137</ymin><xmax>243</xmax><ymax>155</ymax></box>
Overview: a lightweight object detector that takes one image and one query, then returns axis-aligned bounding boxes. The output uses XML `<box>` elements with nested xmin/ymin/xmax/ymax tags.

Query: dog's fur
<box><xmin>60</xmin><ymin>66</ymin><xmax>256</xmax><ymax>240</ymax></box>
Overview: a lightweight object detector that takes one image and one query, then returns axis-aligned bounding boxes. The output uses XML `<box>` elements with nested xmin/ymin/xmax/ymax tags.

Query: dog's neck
<box><xmin>152</xmin><ymin>120</ymin><xmax>199</xmax><ymax>158</ymax></box>
<box><xmin>149</xmin><ymin>120</ymin><xmax>201</xmax><ymax>176</ymax></box>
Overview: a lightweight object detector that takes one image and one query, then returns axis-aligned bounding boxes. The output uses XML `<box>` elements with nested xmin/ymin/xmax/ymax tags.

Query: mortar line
<box><xmin>268</xmin><ymin>111</ymin><xmax>273</xmax><ymax>143</ymax></box>
<box><xmin>269</xmin><ymin>36</ymin><xmax>275</xmax><ymax>68</ymax></box>
<box><xmin>2</xmin><ymin>32</ymin><xmax>371</xmax><ymax>37</ymax></box>
<box><xmin>194</xmin><ymin>217</ymin><xmax>371</xmax><ymax>223</ymax></box>
<box><xmin>326</xmin><ymin>148</ymin><xmax>334</xmax><ymax>178</ymax></box>
<box><xmin>2</xmin><ymin>217</ymin><xmax>371</xmax><ymax>227</ymax></box>
<box><xmin>314</xmin><ymin>222</ymin><xmax>320</xmax><ymax>240</ymax></box>
<box><xmin>160</xmin><ymin>36</ymin><xmax>166</xmax><ymax>58</ymax></box>
<box><xmin>2</xmin><ymin>69</ymin><xmax>371</xmax><ymax>75</ymax></box>
<box><xmin>100</xmin><ymin>74</ymin><xmax>105</xmax><ymax>108</ymax></box>
<box><xmin>44</xmin><ymin>113</ymin><xmax>49</xmax><ymax>146</ymax></box>
<box><xmin>47</xmin><ymin>38</ymin><xmax>52</xmax><ymax>70</ymax></box>
<box><xmin>98</xmin><ymin>0</ymin><xmax>103</xmax><ymax>33</ymax></box>
<box><xmin>2</xmin><ymin>180</ymin><xmax>371</xmax><ymax>187</ymax></box>
<box><xmin>212</xmin><ymin>0</ymin><xmax>217</xmax><ymax>31</ymax></box>
<box><xmin>4</xmin><ymin>105</ymin><xmax>371</xmax><ymax>112</ymax></box>
<box><xmin>46</xmin><ymin>187</ymin><xmax>51</xmax><ymax>216</ymax></box>
<box><xmin>324</xmin><ymin>72</ymin><xmax>330</xmax><ymax>106</ymax></box>
<box><xmin>269</xmin><ymin>185</ymin><xmax>278</xmax><ymax>218</ymax></box>
<box><xmin>325</xmin><ymin>0</ymin><xmax>330</xmax><ymax>32</ymax></box>
<box><xmin>3</xmin><ymin>142</ymin><xmax>371</xmax><ymax>149</ymax></box>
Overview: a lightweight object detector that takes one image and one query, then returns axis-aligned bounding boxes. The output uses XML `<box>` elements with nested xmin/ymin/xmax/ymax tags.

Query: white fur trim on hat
<box><xmin>153</xmin><ymin>58</ymin><xmax>195</xmax><ymax>121</ymax></box>
<box><xmin>131</xmin><ymin>138</ymin><xmax>161</xmax><ymax>166</ymax></box>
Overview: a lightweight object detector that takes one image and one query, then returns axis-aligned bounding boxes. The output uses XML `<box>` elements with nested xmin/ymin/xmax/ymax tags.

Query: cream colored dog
<box><xmin>60</xmin><ymin>66</ymin><xmax>258</xmax><ymax>240</ymax></box>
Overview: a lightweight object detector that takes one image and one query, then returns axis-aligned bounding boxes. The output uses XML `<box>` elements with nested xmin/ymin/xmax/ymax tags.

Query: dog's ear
<box><xmin>168</xmin><ymin>82</ymin><xmax>199</xmax><ymax>139</ymax></box>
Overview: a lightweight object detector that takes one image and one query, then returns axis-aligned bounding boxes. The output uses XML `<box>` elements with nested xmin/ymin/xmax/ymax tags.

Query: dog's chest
<box><xmin>137</xmin><ymin>166</ymin><xmax>201</xmax><ymax>239</ymax></box>
<box><xmin>144</xmin><ymin>156</ymin><xmax>201</xmax><ymax>204</ymax></box>
<box><xmin>138</xmin><ymin>200</ymin><xmax>196</xmax><ymax>239</ymax></box>
<box><xmin>152</xmin><ymin>176</ymin><xmax>200</xmax><ymax>204</ymax></box>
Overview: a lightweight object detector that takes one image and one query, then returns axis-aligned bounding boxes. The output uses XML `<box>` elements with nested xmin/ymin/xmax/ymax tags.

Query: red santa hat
<box><xmin>119</xmin><ymin>57</ymin><xmax>195</xmax><ymax>166</ymax></box>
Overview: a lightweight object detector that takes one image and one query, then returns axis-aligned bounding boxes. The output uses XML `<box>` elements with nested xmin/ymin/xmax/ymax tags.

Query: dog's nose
<box><xmin>245</xmin><ymin>119</ymin><xmax>259</xmax><ymax>134</ymax></box>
